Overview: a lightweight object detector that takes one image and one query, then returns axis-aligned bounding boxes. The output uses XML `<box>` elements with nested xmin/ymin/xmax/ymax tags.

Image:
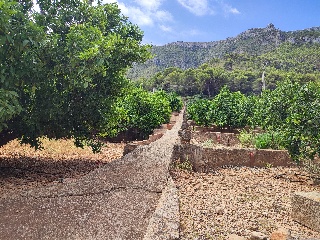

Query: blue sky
<box><xmin>101</xmin><ymin>0</ymin><xmax>320</xmax><ymax>46</ymax></box>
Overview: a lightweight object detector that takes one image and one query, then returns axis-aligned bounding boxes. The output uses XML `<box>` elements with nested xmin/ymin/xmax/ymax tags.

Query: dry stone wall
<box><xmin>173</xmin><ymin>144</ymin><xmax>294</xmax><ymax>172</ymax></box>
<box><xmin>292</xmin><ymin>191</ymin><xmax>320</xmax><ymax>232</ymax></box>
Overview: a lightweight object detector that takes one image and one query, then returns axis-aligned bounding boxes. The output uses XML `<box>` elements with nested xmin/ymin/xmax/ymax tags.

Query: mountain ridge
<box><xmin>127</xmin><ymin>24</ymin><xmax>320</xmax><ymax>80</ymax></box>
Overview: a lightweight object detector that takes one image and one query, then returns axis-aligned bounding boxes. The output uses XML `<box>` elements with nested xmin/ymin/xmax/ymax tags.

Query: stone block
<box><xmin>250</xmin><ymin>231</ymin><xmax>268</xmax><ymax>240</ymax></box>
<box><xmin>292</xmin><ymin>191</ymin><xmax>320</xmax><ymax>232</ymax></box>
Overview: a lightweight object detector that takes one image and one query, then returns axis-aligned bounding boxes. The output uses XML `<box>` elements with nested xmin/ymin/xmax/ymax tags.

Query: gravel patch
<box><xmin>172</xmin><ymin>166</ymin><xmax>320</xmax><ymax>240</ymax></box>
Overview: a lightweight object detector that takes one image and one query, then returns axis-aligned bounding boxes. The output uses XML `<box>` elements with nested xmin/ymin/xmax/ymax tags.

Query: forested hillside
<box><xmin>135</xmin><ymin>43</ymin><xmax>320</xmax><ymax>96</ymax></box>
<box><xmin>128</xmin><ymin>24</ymin><xmax>320</xmax><ymax>80</ymax></box>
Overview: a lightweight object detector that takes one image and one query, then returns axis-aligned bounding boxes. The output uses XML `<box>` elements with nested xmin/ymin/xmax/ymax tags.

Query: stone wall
<box><xmin>123</xmin><ymin>112</ymin><xmax>180</xmax><ymax>156</ymax></box>
<box><xmin>173</xmin><ymin>144</ymin><xmax>294</xmax><ymax>172</ymax></box>
<box><xmin>192</xmin><ymin>131</ymin><xmax>240</xmax><ymax>146</ymax></box>
<box><xmin>292</xmin><ymin>191</ymin><xmax>320</xmax><ymax>232</ymax></box>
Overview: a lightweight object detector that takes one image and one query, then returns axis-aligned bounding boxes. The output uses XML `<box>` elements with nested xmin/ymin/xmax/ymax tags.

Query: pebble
<box><xmin>250</xmin><ymin>231</ymin><xmax>268</xmax><ymax>240</ymax></box>
<box><xmin>215</xmin><ymin>206</ymin><xmax>225</xmax><ymax>215</ymax></box>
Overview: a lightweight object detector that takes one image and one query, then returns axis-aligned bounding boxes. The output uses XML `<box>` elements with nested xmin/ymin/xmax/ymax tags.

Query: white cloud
<box><xmin>159</xmin><ymin>25</ymin><xmax>173</xmax><ymax>32</ymax></box>
<box><xmin>176</xmin><ymin>0</ymin><xmax>240</xmax><ymax>16</ymax></box>
<box><xmin>101</xmin><ymin>0</ymin><xmax>173</xmax><ymax>28</ymax></box>
<box><xmin>177</xmin><ymin>0</ymin><xmax>213</xmax><ymax>16</ymax></box>
<box><xmin>124</xmin><ymin>5</ymin><xmax>154</xmax><ymax>26</ymax></box>
<box><xmin>102</xmin><ymin>0</ymin><xmax>119</xmax><ymax>3</ymax></box>
<box><xmin>134</xmin><ymin>0</ymin><xmax>163</xmax><ymax>10</ymax></box>
<box><xmin>155</xmin><ymin>10</ymin><xmax>173</xmax><ymax>22</ymax></box>
<box><xmin>229</xmin><ymin>8</ymin><xmax>240</xmax><ymax>14</ymax></box>
<box><xmin>221</xmin><ymin>2</ymin><xmax>240</xmax><ymax>15</ymax></box>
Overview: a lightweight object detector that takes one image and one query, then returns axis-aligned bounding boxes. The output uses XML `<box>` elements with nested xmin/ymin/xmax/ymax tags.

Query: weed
<box><xmin>265</xmin><ymin>163</ymin><xmax>273</xmax><ymax>168</ymax></box>
<box><xmin>238</xmin><ymin>129</ymin><xmax>255</xmax><ymax>148</ymax></box>
<box><xmin>174</xmin><ymin>156</ymin><xmax>193</xmax><ymax>171</ymax></box>
<box><xmin>202</xmin><ymin>139</ymin><xmax>214</xmax><ymax>148</ymax></box>
<box><xmin>254</xmin><ymin>131</ymin><xmax>285</xmax><ymax>150</ymax></box>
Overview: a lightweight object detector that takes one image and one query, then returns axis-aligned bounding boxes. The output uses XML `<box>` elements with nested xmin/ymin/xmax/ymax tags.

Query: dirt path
<box><xmin>0</xmin><ymin>112</ymin><xmax>183</xmax><ymax>240</ymax></box>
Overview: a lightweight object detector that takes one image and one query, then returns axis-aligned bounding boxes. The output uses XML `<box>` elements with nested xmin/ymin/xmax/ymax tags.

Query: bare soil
<box><xmin>172</xmin><ymin>167</ymin><xmax>320</xmax><ymax>240</ymax></box>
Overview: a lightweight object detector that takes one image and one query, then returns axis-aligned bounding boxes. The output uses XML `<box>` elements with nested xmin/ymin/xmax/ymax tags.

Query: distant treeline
<box><xmin>135</xmin><ymin>43</ymin><xmax>320</xmax><ymax>96</ymax></box>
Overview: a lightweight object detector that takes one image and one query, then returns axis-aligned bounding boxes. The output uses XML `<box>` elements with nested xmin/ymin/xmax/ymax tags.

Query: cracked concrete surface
<box><xmin>0</xmin><ymin>111</ymin><xmax>183</xmax><ymax>240</ymax></box>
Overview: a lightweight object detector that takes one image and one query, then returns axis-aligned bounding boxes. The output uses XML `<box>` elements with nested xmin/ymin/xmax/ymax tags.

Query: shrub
<box><xmin>100</xmin><ymin>86</ymin><xmax>171</xmax><ymax>139</ymax></box>
<box><xmin>167</xmin><ymin>92</ymin><xmax>183</xmax><ymax>112</ymax></box>
<box><xmin>238</xmin><ymin>129</ymin><xmax>255</xmax><ymax>148</ymax></box>
<box><xmin>254</xmin><ymin>132</ymin><xmax>285</xmax><ymax>150</ymax></box>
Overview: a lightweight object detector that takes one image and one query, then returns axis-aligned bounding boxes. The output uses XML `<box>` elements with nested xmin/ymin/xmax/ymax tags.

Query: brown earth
<box><xmin>172</xmin><ymin>167</ymin><xmax>320</xmax><ymax>240</ymax></box>
<box><xmin>0</xmin><ymin>112</ymin><xmax>183</xmax><ymax>240</ymax></box>
<box><xmin>0</xmin><ymin>138</ymin><xmax>125</xmax><ymax>198</ymax></box>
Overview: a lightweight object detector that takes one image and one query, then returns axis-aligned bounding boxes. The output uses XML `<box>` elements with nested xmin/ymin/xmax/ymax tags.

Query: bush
<box><xmin>187</xmin><ymin>86</ymin><xmax>251</xmax><ymax>129</ymax></box>
<box><xmin>167</xmin><ymin>92</ymin><xmax>183</xmax><ymax>112</ymax></box>
<box><xmin>238</xmin><ymin>129</ymin><xmax>255</xmax><ymax>148</ymax></box>
<box><xmin>254</xmin><ymin>132</ymin><xmax>285</xmax><ymax>150</ymax></box>
<box><xmin>100</xmin><ymin>86</ymin><xmax>171</xmax><ymax>139</ymax></box>
<box><xmin>187</xmin><ymin>98</ymin><xmax>214</xmax><ymax>126</ymax></box>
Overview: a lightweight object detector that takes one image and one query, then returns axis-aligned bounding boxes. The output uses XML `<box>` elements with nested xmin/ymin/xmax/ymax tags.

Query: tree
<box><xmin>198</xmin><ymin>65</ymin><xmax>228</xmax><ymax>97</ymax></box>
<box><xmin>254</xmin><ymin>80</ymin><xmax>320</xmax><ymax>160</ymax></box>
<box><xmin>0</xmin><ymin>0</ymin><xmax>151</xmax><ymax>150</ymax></box>
<box><xmin>100</xmin><ymin>85</ymin><xmax>172</xmax><ymax>139</ymax></box>
<box><xmin>211</xmin><ymin>86</ymin><xmax>247</xmax><ymax>129</ymax></box>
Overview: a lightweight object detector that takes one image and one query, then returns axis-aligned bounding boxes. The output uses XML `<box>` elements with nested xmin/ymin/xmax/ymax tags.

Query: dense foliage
<box><xmin>136</xmin><ymin>42</ymin><xmax>320</xmax><ymax>97</ymax></box>
<box><xmin>0</xmin><ymin>0</ymin><xmax>151</xmax><ymax>149</ymax></box>
<box><xmin>187</xmin><ymin>81</ymin><xmax>320</xmax><ymax>161</ymax></box>
<box><xmin>188</xmin><ymin>86</ymin><xmax>251</xmax><ymax>129</ymax></box>
<box><xmin>100</xmin><ymin>85</ymin><xmax>182</xmax><ymax>139</ymax></box>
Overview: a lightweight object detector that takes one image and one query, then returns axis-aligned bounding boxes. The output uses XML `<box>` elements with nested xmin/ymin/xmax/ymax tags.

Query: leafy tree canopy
<box><xmin>0</xmin><ymin>0</ymin><xmax>151</xmax><ymax>150</ymax></box>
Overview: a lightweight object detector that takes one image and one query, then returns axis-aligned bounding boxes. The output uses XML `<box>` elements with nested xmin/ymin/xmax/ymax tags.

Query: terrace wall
<box><xmin>173</xmin><ymin>144</ymin><xmax>294</xmax><ymax>172</ymax></box>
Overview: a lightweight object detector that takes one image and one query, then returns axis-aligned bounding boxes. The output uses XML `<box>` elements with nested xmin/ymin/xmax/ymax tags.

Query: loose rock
<box><xmin>250</xmin><ymin>231</ymin><xmax>268</xmax><ymax>240</ymax></box>
<box><xmin>270</xmin><ymin>228</ymin><xmax>291</xmax><ymax>240</ymax></box>
<box><xmin>215</xmin><ymin>206</ymin><xmax>225</xmax><ymax>215</ymax></box>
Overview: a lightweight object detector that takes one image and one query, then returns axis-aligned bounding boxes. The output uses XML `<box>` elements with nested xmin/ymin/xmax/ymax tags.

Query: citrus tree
<box><xmin>0</xmin><ymin>0</ymin><xmax>151</xmax><ymax>150</ymax></box>
<box><xmin>211</xmin><ymin>86</ymin><xmax>248</xmax><ymax>129</ymax></box>
<box><xmin>100</xmin><ymin>86</ymin><xmax>172</xmax><ymax>139</ymax></box>
<box><xmin>187</xmin><ymin>98</ymin><xmax>214</xmax><ymax>126</ymax></box>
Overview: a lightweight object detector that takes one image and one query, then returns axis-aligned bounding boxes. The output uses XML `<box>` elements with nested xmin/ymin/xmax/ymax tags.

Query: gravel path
<box><xmin>0</xmin><ymin>112</ymin><xmax>183</xmax><ymax>240</ymax></box>
<box><xmin>172</xmin><ymin>166</ymin><xmax>320</xmax><ymax>240</ymax></box>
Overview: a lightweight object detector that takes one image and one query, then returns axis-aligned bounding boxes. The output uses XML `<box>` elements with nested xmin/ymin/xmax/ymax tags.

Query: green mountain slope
<box><xmin>127</xmin><ymin>24</ymin><xmax>320</xmax><ymax>80</ymax></box>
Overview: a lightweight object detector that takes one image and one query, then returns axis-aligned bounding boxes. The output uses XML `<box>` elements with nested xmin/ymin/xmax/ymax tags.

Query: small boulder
<box><xmin>215</xmin><ymin>206</ymin><xmax>225</xmax><ymax>215</ymax></box>
<box><xmin>270</xmin><ymin>228</ymin><xmax>291</xmax><ymax>240</ymax></box>
<box><xmin>250</xmin><ymin>231</ymin><xmax>268</xmax><ymax>240</ymax></box>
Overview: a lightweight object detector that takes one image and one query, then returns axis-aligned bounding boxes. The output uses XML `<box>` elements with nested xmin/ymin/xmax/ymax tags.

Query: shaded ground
<box><xmin>0</xmin><ymin>138</ymin><xmax>125</xmax><ymax>197</ymax></box>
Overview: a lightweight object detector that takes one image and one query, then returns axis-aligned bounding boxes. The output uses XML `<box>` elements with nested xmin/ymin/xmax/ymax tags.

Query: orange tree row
<box><xmin>187</xmin><ymin>80</ymin><xmax>320</xmax><ymax>161</ymax></box>
<box><xmin>101</xmin><ymin>85</ymin><xmax>182</xmax><ymax>140</ymax></box>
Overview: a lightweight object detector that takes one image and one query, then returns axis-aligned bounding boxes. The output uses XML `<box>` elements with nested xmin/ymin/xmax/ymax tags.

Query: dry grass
<box><xmin>0</xmin><ymin>137</ymin><xmax>124</xmax><ymax>161</ymax></box>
